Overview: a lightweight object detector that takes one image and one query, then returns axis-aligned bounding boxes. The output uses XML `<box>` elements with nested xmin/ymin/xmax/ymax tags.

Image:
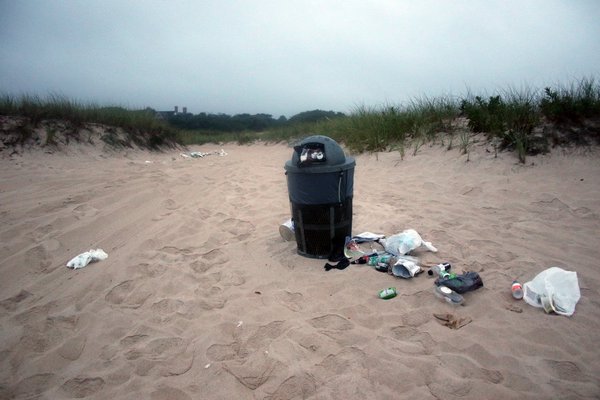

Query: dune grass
<box><xmin>260</xmin><ymin>77</ymin><xmax>600</xmax><ymax>163</ymax></box>
<box><xmin>0</xmin><ymin>93</ymin><xmax>179</xmax><ymax>149</ymax></box>
<box><xmin>2</xmin><ymin>78</ymin><xmax>599</xmax><ymax>159</ymax></box>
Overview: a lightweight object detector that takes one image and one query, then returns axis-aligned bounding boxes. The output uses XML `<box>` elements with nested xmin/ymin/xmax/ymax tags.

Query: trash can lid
<box><xmin>284</xmin><ymin>135</ymin><xmax>355</xmax><ymax>174</ymax></box>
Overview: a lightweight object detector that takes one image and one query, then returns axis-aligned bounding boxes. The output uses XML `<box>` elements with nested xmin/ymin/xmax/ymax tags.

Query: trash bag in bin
<box><xmin>284</xmin><ymin>135</ymin><xmax>355</xmax><ymax>259</ymax></box>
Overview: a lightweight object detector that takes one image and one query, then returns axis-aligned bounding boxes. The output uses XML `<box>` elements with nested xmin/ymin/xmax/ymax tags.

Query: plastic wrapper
<box><xmin>381</xmin><ymin>229</ymin><xmax>437</xmax><ymax>256</ymax></box>
<box><xmin>523</xmin><ymin>267</ymin><xmax>581</xmax><ymax>316</ymax></box>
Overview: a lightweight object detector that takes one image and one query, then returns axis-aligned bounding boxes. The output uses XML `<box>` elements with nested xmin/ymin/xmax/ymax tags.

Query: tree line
<box><xmin>161</xmin><ymin>109</ymin><xmax>345</xmax><ymax>132</ymax></box>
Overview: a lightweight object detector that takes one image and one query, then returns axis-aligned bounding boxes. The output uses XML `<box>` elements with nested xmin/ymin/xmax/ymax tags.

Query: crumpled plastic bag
<box><xmin>523</xmin><ymin>267</ymin><xmax>581</xmax><ymax>316</ymax></box>
<box><xmin>381</xmin><ymin>229</ymin><xmax>437</xmax><ymax>256</ymax></box>
<box><xmin>66</xmin><ymin>249</ymin><xmax>108</xmax><ymax>269</ymax></box>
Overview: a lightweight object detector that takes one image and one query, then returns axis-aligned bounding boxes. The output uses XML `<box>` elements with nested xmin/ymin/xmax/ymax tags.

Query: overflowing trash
<box><xmin>277</xmin><ymin>217</ymin><xmax>582</xmax><ymax>317</ymax></box>
<box><xmin>66</xmin><ymin>249</ymin><xmax>108</xmax><ymax>269</ymax></box>
<box><xmin>305</xmin><ymin>228</ymin><xmax>486</xmax><ymax>307</ymax></box>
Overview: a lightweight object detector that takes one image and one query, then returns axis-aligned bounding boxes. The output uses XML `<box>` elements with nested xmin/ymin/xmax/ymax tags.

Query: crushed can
<box><xmin>379</xmin><ymin>287</ymin><xmax>397</xmax><ymax>300</ymax></box>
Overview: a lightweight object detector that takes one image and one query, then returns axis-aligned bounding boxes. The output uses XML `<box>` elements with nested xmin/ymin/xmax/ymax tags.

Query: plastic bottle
<box><xmin>428</xmin><ymin>262</ymin><xmax>452</xmax><ymax>277</ymax></box>
<box><xmin>433</xmin><ymin>285</ymin><xmax>464</xmax><ymax>305</ymax></box>
<box><xmin>511</xmin><ymin>280</ymin><xmax>524</xmax><ymax>300</ymax></box>
<box><xmin>367</xmin><ymin>254</ymin><xmax>393</xmax><ymax>266</ymax></box>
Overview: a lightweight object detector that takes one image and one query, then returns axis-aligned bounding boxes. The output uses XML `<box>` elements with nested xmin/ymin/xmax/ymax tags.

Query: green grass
<box><xmin>0</xmin><ymin>93</ymin><xmax>179</xmax><ymax>149</ymax></box>
<box><xmin>540</xmin><ymin>77</ymin><xmax>600</xmax><ymax>124</ymax></box>
<box><xmin>261</xmin><ymin>78</ymin><xmax>599</xmax><ymax>163</ymax></box>
<box><xmin>2</xmin><ymin>78</ymin><xmax>599</xmax><ymax>160</ymax></box>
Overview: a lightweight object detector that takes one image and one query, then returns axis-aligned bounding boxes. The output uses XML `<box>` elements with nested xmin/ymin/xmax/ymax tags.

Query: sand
<box><xmin>1</xmin><ymin>139</ymin><xmax>599</xmax><ymax>399</ymax></box>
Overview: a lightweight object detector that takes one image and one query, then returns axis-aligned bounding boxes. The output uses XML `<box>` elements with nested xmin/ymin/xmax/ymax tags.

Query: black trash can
<box><xmin>284</xmin><ymin>135</ymin><xmax>355</xmax><ymax>259</ymax></box>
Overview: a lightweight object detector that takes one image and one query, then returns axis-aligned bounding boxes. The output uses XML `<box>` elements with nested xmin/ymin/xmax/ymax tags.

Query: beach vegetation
<box><xmin>1</xmin><ymin>78</ymin><xmax>599</xmax><ymax>160</ymax></box>
<box><xmin>0</xmin><ymin>93</ymin><xmax>179</xmax><ymax>149</ymax></box>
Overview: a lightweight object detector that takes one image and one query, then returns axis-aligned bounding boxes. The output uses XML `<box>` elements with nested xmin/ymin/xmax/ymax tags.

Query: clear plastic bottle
<box><xmin>433</xmin><ymin>285</ymin><xmax>464</xmax><ymax>305</ymax></box>
<box><xmin>511</xmin><ymin>280</ymin><xmax>524</xmax><ymax>300</ymax></box>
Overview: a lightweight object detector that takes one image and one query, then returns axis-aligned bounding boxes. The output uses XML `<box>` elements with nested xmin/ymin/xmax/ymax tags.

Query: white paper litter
<box><xmin>66</xmin><ymin>249</ymin><xmax>108</xmax><ymax>269</ymax></box>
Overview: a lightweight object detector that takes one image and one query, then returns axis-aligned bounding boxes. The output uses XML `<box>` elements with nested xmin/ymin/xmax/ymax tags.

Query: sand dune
<box><xmin>1</xmin><ymin>139</ymin><xmax>599</xmax><ymax>399</ymax></box>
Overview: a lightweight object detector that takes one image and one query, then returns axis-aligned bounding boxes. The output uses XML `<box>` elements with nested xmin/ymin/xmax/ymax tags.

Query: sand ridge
<box><xmin>0</xmin><ymin>140</ymin><xmax>599</xmax><ymax>399</ymax></box>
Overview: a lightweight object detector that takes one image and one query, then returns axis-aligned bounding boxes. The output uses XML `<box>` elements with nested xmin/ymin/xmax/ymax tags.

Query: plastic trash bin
<box><xmin>284</xmin><ymin>135</ymin><xmax>355</xmax><ymax>259</ymax></box>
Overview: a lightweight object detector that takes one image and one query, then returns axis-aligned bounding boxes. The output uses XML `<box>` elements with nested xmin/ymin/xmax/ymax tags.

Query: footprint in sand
<box><xmin>439</xmin><ymin>354</ymin><xmax>504</xmax><ymax>384</ymax></box>
<box><xmin>309</xmin><ymin>314</ymin><xmax>353</xmax><ymax>331</ymax></box>
<box><xmin>374</xmin><ymin>335</ymin><xmax>427</xmax><ymax>356</ymax></box>
<box><xmin>206</xmin><ymin>343</ymin><xmax>239</xmax><ymax>361</ymax></box>
<box><xmin>268</xmin><ymin>373</ymin><xmax>318</xmax><ymax>400</ymax></box>
<box><xmin>151</xmin><ymin>298</ymin><xmax>185</xmax><ymax>316</ymax></box>
<box><xmin>150</xmin><ymin>386</ymin><xmax>192</xmax><ymax>400</ymax></box>
<box><xmin>276</xmin><ymin>290</ymin><xmax>304</xmax><ymax>312</ymax></box>
<box><xmin>18</xmin><ymin>314</ymin><xmax>78</xmax><ymax>354</ymax></box>
<box><xmin>189</xmin><ymin>248</ymin><xmax>229</xmax><ymax>274</ymax></box>
<box><xmin>57</xmin><ymin>335</ymin><xmax>87</xmax><ymax>361</ymax></box>
<box><xmin>23</xmin><ymin>244</ymin><xmax>52</xmax><ymax>272</ymax></box>
<box><xmin>391</xmin><ymin>326</ymin><xmax>436</xmax><ymax>354</ymax></box>
<box><xmin>544</xmin><ymin>359</ymin><xmax>589</xmax><ymax>382</ymax></box>
<box><xmin>60</xmin><ymin>376</ymin><xmax>105</xmax><ymax>398</ymax></box>
<box><xmin>10</xmin><ymin>373</ymin><xmax>55</xmax><ymax>399</ymax></box>
<box><xmin>401</xmin><ymin>309</ymin><xmax>431</xmax><ymax>328</ymax></box>
<box><xmin>124</xmin><ymin>336</ymin><xmax>191</xmax><ymax>377</ymax></box>
<box><xmin>0</xmin><ymin>289</ymin><xmax>32</xmax><ymax>311</ymax></box>
<box><xmin>128</xmin><ymin>262</ymin><xmax>165</xmax><ymax>278</ymax></box>
<box><xmin>223</xmin><ymin>352</ymin><xmax>280</xmax><ymax>390</ymax></box>
<box><xmin>162</xmin><ymin>198</ymin><xmax>179</xmax><ymax>211</ymax></box>
<box><xmin>207</xmin><ymin>320</ymin><xmax>287</xmax><ymax>364</ymax></box>
<box><xmin>105</xmin><ymin>280</ymin><xmax>152</xmax><ymax>309</ymax></box>
<box><xmin>220</xmin><ymin>218</ymin><xmax>255</xmax><ymax>240</ymax></box>
<box><xmin>73</xmin><ymin>204</ymin><xmax>99</xmax><ymax>219</ymax></box>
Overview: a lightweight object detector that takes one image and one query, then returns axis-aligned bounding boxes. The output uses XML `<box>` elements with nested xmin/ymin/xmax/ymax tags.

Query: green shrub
<box><xmin>540</xmin><ymin>77</ymin><xmax>600</xmax><ymax>123</ymax></box>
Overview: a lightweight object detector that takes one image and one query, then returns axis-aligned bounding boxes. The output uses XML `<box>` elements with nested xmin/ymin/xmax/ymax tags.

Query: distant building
<box><xmin>155</xmin><ymin>106</ymin><xmax>188</xmax><ymax>120</ymax></box>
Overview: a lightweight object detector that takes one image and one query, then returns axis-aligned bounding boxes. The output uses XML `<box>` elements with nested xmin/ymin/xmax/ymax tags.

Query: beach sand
<box><xmin>1</xmin><ymin>139</ymin><xmax>599</xmax><ymax>399</ymax></box>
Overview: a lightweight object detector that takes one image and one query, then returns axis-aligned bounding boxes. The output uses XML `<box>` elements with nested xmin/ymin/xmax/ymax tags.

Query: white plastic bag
<box><xmin>523</xmin><ymin>267</ymin><xmax>581</xmax><ymax>316</ymax></box>
<box><xmin>381</xmin><ymin>229</ymin><xmax>437</xmax><ymax>256</ymax></box>
<box><xmin>66</xmin><ymin>249</ymin><xmax>108</xmax><ymax>269</ymax></box>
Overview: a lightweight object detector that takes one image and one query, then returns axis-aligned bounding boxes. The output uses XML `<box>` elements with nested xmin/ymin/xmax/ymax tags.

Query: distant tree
<box><xmin>166</xmin><ymin>111</ymin><xmax>282</xmax><ymax>132</ymax></box>
<box><xmin>288</xmin><ymin>109</ymin><xmax>345</xmax><ymax>123</ymax></box>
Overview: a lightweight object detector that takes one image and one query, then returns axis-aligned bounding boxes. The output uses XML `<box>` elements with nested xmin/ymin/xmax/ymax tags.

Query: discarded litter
<box><xmin>523</xmin><ymin>267</ymin><xmax>580</xmax><ymax>316</ymax></box>
<box><xmin>381</xmin><ymin>229</ymin><xmax>437</xmax><ymax>256</ymax></box>
<box><xmin>435</xmin><ymin>271</ymin><xmax>483</xmax><ymax>294</ymax></box>
<box><xmin>511</xmin><ymin>280</ymin><xmax>524</xmax><ymax>300</ymax></box>
<box><xmin>180</xmin><ymin>149</ymin><xmax>228</xmax><ymax>159</ymax></box>
<box><xmin>279</xmin><ymin>219</ymin><xmax>295</xmax><ymax>241</ymax></box>
<box><xmin>428</xmin><ymin>262</ymin><xmax>452</xmax><ymax>278</ymax></box>
<box><xmin>390</xmin><ymin>259</ymin><xmax>421</xmax><ymax>279</ymax></box>
<box><xmin>433</xmin><ymin>285</ymin><xmax>465</xmax><ymax>305</ymax></box>
<box><xmin>378</xmin><ymin>287</ymin><xmax>397</xmax><ymax>300</ymax></box>
<box><xmin>352</xmin><ymin>232</ymin><xmax>385</xmax><ymax>243</ymax></box>
<box><xmin>66</xmin><ymin>249</ymin><xmax>108</xmax><ymax>269</ymax></box>
<box><xmin>433</xmin><ymin>313</ymin><xmax>472</xmax><ymax>329</ymax></box>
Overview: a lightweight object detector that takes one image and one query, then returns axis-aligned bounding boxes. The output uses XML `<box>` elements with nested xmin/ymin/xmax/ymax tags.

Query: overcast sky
<box><xmin>1</xmin><ymin>1</ymin><xmax>599</xmax><ymax>117</ymax></box>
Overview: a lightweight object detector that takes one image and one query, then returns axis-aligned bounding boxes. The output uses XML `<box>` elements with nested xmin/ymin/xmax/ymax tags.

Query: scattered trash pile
<box><xmin>335</xmin><ymin>229</ymin><xmax>484</xmax><ymax>306</ymax></box>
<box><xmin>180</xmin><ymin>149</ymin><xmax>228</xmax><ymax>158</ymax></box>
<box><xmin>279</xmin><ymin>223</ymin><xmax>582</xmax><ymax>317</ymax></box>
